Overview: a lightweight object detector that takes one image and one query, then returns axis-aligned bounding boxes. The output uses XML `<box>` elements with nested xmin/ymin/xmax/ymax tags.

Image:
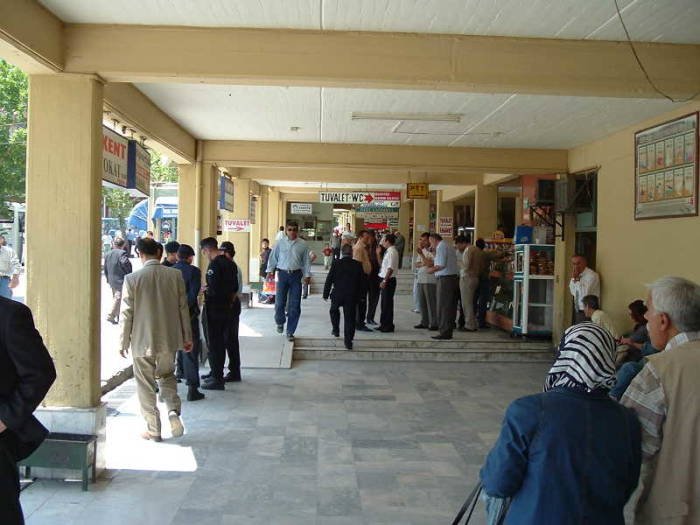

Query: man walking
<box><xmin>120</xmin><ymin>238</ymin><xmax>192</xmax><ymax>441</ymax></box>
<box><xmin>428</xmin><ymin>233</ymin><xmax>460</xmax><ymax>340</ymax></box>
<box><xmin>0</xmin><ymin>235</ymin><xmax>21</xmax><ymax>300</ymax></box>
<box><xmin>378</xmin><ymin>233</ymin><xmax>399</xmax><ymax>333</ymax></box>
<box><xmin>172</xmin><ymin>244</ymin><xmax>205</xmax><ymax>402</ymax></box>
<box><xmin>162</xmin><ymin>241</ymin><xmax>180</xmax><ymax>267</ymax></box>
<box><xmin>266</xmin><ymin>222</ymin><xmax>311</xmax><ymax>341</ymax></box>
<box><xmin>0</xmin><ymin>298</ymin><xmax>56</xmax><ymax>524</ymax></box>
<box><xmin>104</xmin><ymin>237</ymin><xmax>132</xmax><ymax>324</ymax></box>
<box><xmin>352</xmin><ymin>230</ymin><xmax>373</xmax><ymax>332</ymax></box>
<box><xmin>200</xmin><ymin>237</ymin><xmax>238</xmax><ymax>390</ymax></box>
<box><xmin>323</xmin><ymin>244</ymin><xmax>364</xmax><ymax>350</ymax></box>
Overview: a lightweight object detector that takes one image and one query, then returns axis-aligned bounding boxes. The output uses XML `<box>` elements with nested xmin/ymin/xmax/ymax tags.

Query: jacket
<box><xmin>323</xmin><ymin>257</ymin><xmax>364</xmax><ymax>302</ymax></box>
<box><xmin>480</xmin><ymin>388</ymin><xmax>641</xmax><ymax>525</ymax></box>
<box><xmin>0</xmin><ymin>298</ymin><xmax>56</xmax><ymax>459</ymax></box>
<box><xmin>120</xmin><ymin>259</ymin><xmax>192</xmax><ymax>357</ymax></box>
<box><xmin>204</xmin><ymin>254</ymin><xmax>238</xmax><ymax>308</ymax></box>
<box><xmin>172</xmin><ymin>260</ymin><xmax>201</xmax><ymax>311</ymax></box>
<box><xmin>103</xmin><ymin>248</ymin><xmax>132</xmax><ymax>289</ymax></box>
<box><xmin>635</xmin><ymin>340</ymin><xmax>700</xmax><ymax>524</ymax></box>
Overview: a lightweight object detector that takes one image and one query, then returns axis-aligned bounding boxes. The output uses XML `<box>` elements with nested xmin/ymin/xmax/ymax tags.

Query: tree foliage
<box><xmin>150</xmin><ymin>150</ymin><xmax>178</xmax><ymax>184</ymax></box>
<box><xmin>0</xmin><ymin>60</ymin><xmax>28</xmax><ymax>218</ymax></box>
<box><xmin>103</xmin><ymin>187</ymin><xmax>134</xmax><ymax>234</ymax></box>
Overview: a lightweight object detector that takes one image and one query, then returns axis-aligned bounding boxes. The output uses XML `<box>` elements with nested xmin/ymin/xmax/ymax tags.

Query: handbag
<box><xmin>452</xmin><ymin>482</ymin><xmax>510</xmax><ymax>525</ymax></box>
<box><xmin>451</xmin><ymin>482</ymin><xmax>482</xmax><ymax>525</ymax></box>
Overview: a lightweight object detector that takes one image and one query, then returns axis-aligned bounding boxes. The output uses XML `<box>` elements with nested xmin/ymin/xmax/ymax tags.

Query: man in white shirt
<box><xmin>569</xmin><ymin>255</ymin><xmax>601</xmax><ymax>324</ymax></box>
<box><xmin>0</xmin><ymin>235</ymin><xmax>21</xmax><ymax>299</ymax></box>
<box><xmin>414</xmin><ymin>232</ymin><xmax>438</xmax><ymax>330</ymax></box>
<box><xmin>582</xmin><ymin>295</ymin><xmax>618</xmax><ymax>339</ymax></box>
<box><xmin>377</xmin><ymin>233</ymin><xmax>399</xmax><ymax>333</ymax></box>
<box><xmin>274</xmin><ymin>226</ymin><xmax>286</xmax><ymax>243</ymax></box>
<box><xmin>427</xmin><ymin>233</ymin><xmax>460</xmax><ymax>340</ymax></box>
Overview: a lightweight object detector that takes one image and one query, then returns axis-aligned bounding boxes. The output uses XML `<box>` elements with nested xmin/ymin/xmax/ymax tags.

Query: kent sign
<box><xmin>102</xmin><ymin>126</ymin><xmax>128</xmax><ymax>189</ymax></box>
<box><xmin>319</xmin><ymin>191</ymin><xmax>401</xmax><ymax>204</ymax></box>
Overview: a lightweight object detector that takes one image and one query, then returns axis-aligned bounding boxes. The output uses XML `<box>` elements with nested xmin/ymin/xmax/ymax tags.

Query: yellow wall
<box><xmin>568</xmin><ymin>102</ymin><xmax>700</xmax><ymax>333</ymax></box>
<box><xmin>177</xmin><ymin>164</ymin><xmax>195</xmax><ymax>246</ymax></box>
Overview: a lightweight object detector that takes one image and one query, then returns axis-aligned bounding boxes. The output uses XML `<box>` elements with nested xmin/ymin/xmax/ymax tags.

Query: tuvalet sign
<box><xmin>102</xmin><ymin>126</ymin><xmax>128</xmax><ymax>188</ymax></box>
<box><xmin>438</xmin><ymin>217</ymin><xmax>454</xmax><ymax>237</ymax></box>
<box><xmin>319</xmin><ymin>191</ymin><xmax>401</xmax><ymax>204</ymax></box>
<box><xmin>291</xmin><ymin>202</ymin><xmax>313</xmax><ymax>214</ymax></box>
<box><xmin>223</xmin><ymin>219</ymin><xmax>251</xmax><ymax>233</ymax></box>
<box><xmin>127</xmin><ymin>141</ymin><xmax>150</xmax><ymax>197</ymax></box>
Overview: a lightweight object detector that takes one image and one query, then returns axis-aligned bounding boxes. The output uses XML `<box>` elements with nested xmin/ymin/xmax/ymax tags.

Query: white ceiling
<box><xmin>39</xmin><ymin>0</ymin><xmax>700</xmax><ymax>44</ymax></box>
<box><xmin>135</xmin><ymin>83</ymin><xmax>680</xmax><ymax>149</ymax></box>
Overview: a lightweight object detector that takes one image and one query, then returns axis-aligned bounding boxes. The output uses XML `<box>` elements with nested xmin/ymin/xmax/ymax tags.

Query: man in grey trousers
<box><xmin>427</xmin><ymin>233</ymin><xmax>460</xmax><ymax>340</ymax></box>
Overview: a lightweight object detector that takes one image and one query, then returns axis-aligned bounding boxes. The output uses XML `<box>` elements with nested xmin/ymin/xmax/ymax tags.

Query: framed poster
<box><xmin>635</xmin><ymin>112</ymin><xmax>698</xmax><ymax>220</ymax></box>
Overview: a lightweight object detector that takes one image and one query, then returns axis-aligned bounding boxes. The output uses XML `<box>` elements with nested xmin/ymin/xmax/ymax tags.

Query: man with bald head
<box><xmin>569</xmin><ymin>255</ymin><xmax>600</xmax><ymax>324</ymax></box>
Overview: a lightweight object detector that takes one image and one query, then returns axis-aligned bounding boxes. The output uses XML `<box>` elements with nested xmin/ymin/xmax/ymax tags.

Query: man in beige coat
<box><xmin>120</xmin><ymin>238</ymin><xmax>192</xmax><ymax>441</ymax></box>
<box><xmin>622</xmin><ymin>276</ymin><xmax>700</xmax><ymax>524</ymax></box>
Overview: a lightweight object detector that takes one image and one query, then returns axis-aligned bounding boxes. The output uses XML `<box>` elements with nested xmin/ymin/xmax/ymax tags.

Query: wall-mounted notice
<box><xmin>223</xmin><ymin>219</ymin><xmax>251</xmax><ymax>233</ymax></box>
<box><xmin>102</xmin><ymin>126</ymin><xmax>128</xmax><ymax>188</ymax></box>
<box><xmin>291</xmin><ymin>202</ymin><xmax>313</xmax><ymax>214</ymax></box>
<box><xmin>438</xmin><ymin>217</ymin><xmax>454</xmax><ymax>237</ymax></box>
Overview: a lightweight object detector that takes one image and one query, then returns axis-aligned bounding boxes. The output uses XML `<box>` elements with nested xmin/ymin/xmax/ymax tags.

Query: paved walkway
<box><xmin>21</xmin><ymin>359</ymin><xmax>551</xmax><ymax>525</ymax></box>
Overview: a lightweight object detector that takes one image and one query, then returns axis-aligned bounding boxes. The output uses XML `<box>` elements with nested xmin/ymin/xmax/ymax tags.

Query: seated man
<box><xmin>582</xmin><ymin>295</ymin><xmax>618</xmax><ymax>339</ymax></box>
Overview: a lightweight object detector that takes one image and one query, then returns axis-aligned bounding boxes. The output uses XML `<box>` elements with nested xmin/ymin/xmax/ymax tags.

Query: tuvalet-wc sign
<box><xmin>102</xmin><ymin>126</ymin><xmax>128</xmax><ymax>189</ymax></box>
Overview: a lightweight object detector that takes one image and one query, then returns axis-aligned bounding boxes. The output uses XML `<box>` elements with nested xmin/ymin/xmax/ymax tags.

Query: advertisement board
<box><xmin>219</xmin><ymin>176</ymin><xmax>234</xmax><ymax>212</ymax></box>
<box><xmin>291</xmin><ymin>202</ymin><xmax>313</xmax><ymax>214</ymax></box>
<box><xmin>127</xmin><ymin>141</ymin><xmax>151</xmax><ymax>197</ymax></box>
<box><xmin>102</xmin><ymin>126</ymin><xmax>128</xmax><ymax>188</ymax></box>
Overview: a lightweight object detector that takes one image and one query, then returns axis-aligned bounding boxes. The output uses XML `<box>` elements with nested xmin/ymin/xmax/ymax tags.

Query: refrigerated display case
<box><xmin>512</xmin><ymin>244</ymin><xmax>555</xmax><ymax>337</ymax></box>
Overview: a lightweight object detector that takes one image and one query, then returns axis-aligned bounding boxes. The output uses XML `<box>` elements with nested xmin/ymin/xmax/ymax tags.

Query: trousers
<box><xmin>379</xmin><ymin>277</ymin><xmax>397</xmax><ymax>330</ymax></box>
<box><xmin>133</xmin><ymin>352</ymin><xmax>181</xmax><ymax>436</ymax></box>
<box><xmin>178</xmin><ymin>310</ymin><xmax>201</xmax><ymax>387</ymax></box>
<box><xmin>275</xmin><ymin>270</ymin><xmax>303</xmax><ymax>335</ymax></box>
<box><xmin>0</xmin><ymin>431</ymin><xmax>23</xmax><ymax>525</ymax></box>
<box><xmin>108</xmin><ymin>287</ymin><xmax>122</xmax><ymax>321</ymax></box>
<box><xmin>418</xmin><ymin>283</ymin><xmax>437</xmax><ymax>328</ymax></box>
<box><xmin>0</xmin><ymin>277</ymin><xmax>12</xmax><ymax>299</ymax></box>
<box><xmin>225</xmin><ymin>298</ymin><xmax>241</xmax><ymax>379</ymax></box>
<box><xmin>204</xmin><ymin>306</ymin><xmax>230</xmax><ymax>382</ymax></box>
<box><xmin>330</xmin><ymin>296</ymin><xmax>357</xmax><ymax>345</ymax></box>
<box><xmin>477</xmin><ymin>277</ymin><xmax>491</xmax><ymax>327</ymax></box>
<box><xmin>366</xmin><ymin>274</ymin><xmax>381</xmax><ymax>323</ymax></box>
<box><xmin>437</xmin><ymin>275</ymin><xmax>459</xmax><ymax>337</ymax></box>
<box><xmin>355</xmin><ymin>274</ymin><xmax>369</xmax><ymax>328</ymax></box>
<box><xmin>460</xmin><ymin>275</ymin><xmax>479</xmax><ymax>330</ymax></box>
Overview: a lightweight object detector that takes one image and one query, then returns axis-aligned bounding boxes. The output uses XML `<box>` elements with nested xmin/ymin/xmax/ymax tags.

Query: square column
<box><xmin>266</xmin><ymin>189</ymin><xmax>281</xmax><ymax>241</ymax></box>
<box><xmin>220</xmin><ymin>178</ymin><xmax>251</xmax><ymax>284</ymax></box>
<box><xmin>26</xmin><ymin>74</ymin><xmax>103</xmax><ymax>409</ymax></box>
<box><xmin>177</xmin><ymin>163</ymin><xmax>196</xmax><ymax>246</ymax></box>
<box><xmin>475</xmin><ymin>184</ymin><xmax>498</xmax><ymax>240</ymax></box>
<box><xmin>412</xmin><ymin>198</ymin><xmax>430</xmax><ymax>244</ymax></box>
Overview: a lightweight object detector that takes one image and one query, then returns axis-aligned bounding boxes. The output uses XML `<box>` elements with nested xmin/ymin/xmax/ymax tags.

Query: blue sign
<box><xmin>219</xmin><ymin>176</ymin><xmax>234</xmax><ymax>211</ymax></box>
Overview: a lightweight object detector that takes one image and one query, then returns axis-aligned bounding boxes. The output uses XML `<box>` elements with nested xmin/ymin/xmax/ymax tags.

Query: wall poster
<box><xmin>635</xmin><ymin>112</ymin><xmax>698</xmax><ymax>220</ymax></box>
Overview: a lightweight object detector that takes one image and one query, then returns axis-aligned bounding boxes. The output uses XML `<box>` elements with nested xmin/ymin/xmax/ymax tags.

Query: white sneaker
<box><xmin>169</xmin><ymin>411</ymin><xmax>184</xmax><ymax>437</ymax></box>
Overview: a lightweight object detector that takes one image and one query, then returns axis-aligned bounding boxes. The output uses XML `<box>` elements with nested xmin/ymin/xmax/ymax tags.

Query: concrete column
<box><xmin>266</xmin><ymin>189</ymin><xmax>281</xmax><ymax>241</ymax></box>
<box><xmin>412</xmin><ymin>198</ymin><xmax>430</xmax><ymax>248</ymax></box>
<box><xmin>221</xmin><ymin>178</ymin><xmax>251</xmax><ymax>284</ymax></box>
<box><xmin>201</xmin><ymin>163</ymin><xmax>218</xmax><ymax>239</ymax></box>
<box><xmin>177</xmin><ymin>163</ymin><xmax>196</xmax><ymax>247</ymax></box>
<box><xmin>398</xmin><ymin>196</ymin><xmax>410</xmax><ymax>237</ymax></box>
<box><xmin>249</xmin><ymin>184</ymin><xmax>262</xmax><ymax>283</ymax></box>
<box><xmin>475</xmin><ymin>184</ymin><xmax>498</xmax><ymax>239</ymax></box>
<box><xmin>553</xmin><ymin>203</ymin><xmax>577</xmax><ymax>341</ymax></box>
<box><xmin>26</xmin><ymin>74</ymin><xmax>102</xmax><ymax>409</ymax></box>
<box><xmin>436</xmin><ymin>191</ymin><xmax>455</xmax><ymax>238</ymax></box>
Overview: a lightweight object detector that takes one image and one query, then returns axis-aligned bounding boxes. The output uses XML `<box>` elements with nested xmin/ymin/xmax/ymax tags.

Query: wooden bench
<box><xmin>19</xmin><ymin>433</ymin><xmax>98</xmax><ymax>491</ymax></box>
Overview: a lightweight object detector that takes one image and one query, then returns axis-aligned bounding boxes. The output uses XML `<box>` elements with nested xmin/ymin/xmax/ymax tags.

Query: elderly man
<box><xmin>414</xmin><ymin>232</ymin><xmax>437</xmax><ymax>331</ymax></box>
<box><xmin>352</xmin><ymin>230</ymin><xmax>373</xmax><ymax>332</ymax></box>
<box><xmin>104</xmin><ymin>237</ymin><xmax>132</xmax><ymax>324</ymax></box>
<box><xmin>0</xmin><ymin>235</ymin><xmax>21</xmax><ymax>300</ymax></box>
<box><xmin>569</xmin><ymin>255</ymin><xmax>600</xmax><ymax>324</ymax></box>
<box><xmin>427</xmin><ymin>233</ymin><xmax>460</xmax><ymax>340</ymax></box>
<box><xmin>120</xmin><ymin>238</ymin><xmax>192</xmax><ymax>441</ymax></box>
<box><xmin>622</xmin><ymin>276</ymin><xmax>700</xmax><ymax>524</ymax></box>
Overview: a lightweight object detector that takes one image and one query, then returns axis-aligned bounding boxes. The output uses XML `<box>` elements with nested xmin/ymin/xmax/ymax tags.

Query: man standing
<box><xmin>622</xmin><ymin>276</ymin><xmax>700</xmax><ymax>524</ymax></box>
<box><xmin>377</xmin><ymin>233</ymin><xmax>399</xmax><ymax>333</ymax></box>
<box><xmin>414</xmin><ymin>232</ymin><xmax>438</xmax><ymax>331</ymax></box>
<box><xmin>330</xmin><ymin>230</ymin><xmax>342</xmax><ymax>260</ymax></box>
<box><xmin>274</xmin><ymin>226</ymin><xmax>286</xmax><ymax>243</ymax></box>
<box><xmin>120</xmin><ymin>238</ymin><xmax>192</xmax><ymax>441</ymax></box>
<box><xmin>394</xmin><ymin>231</ymin><xmax>405</xmax><ymax>269</ymax></box>
<box><xmin>459</xmin><ymin>236</ymin><xmax>483</xmax><ymax>332</ymax></box>
<box><xmin>220</xmin><ymin>241</ymin><xmax>243</xmax><ymax>383</ymax></box>
<box><xmin>323</xmin><ymin>244</ymin><xmax>364</xmax><ymax>350</ymax></box>
<box><xmin>365</xmin><ymin>231</ymin><xmax>381</xmax><ymax>327</ymax></box>
<box><xmin>352</xmin><ymin>230</ymin><xmax>373</xmax><ymax>333</ymax></box>
<box><xmin>172</xmin><ymin>244</ymin><xmax>205</xmax><ymax>402</ymax></box>
<box><xmin>569</xmin><ymin>255</ymin><xmax>600</xmax><ymax>324</ymax></box>
<box><xmin>266</xmin><ymin>222</ymin><xmax>311</xmax><ymax>342</ymax></box>
<box><xmin>200</xmin><ymin>237</ymin><xmax>238</xmax><ymax>390</ymax></box>
<box><xmin>103</xmin><ymin>237</ymin><xmax>132</xmax><ymax>325</ymax></box>
<box><xmin>0</xmin><ymin>299</ymin><xmax>56</xmax><ymax>524</ymax></box>
<box><xmin>0</xmin><ymin>235</ymin><xmax>21</xmax><ymax>300</ymax></box>
<box><xmin>428</xmin><ymin>233</ymin><xmax>460</xmax><ymax>340</ymax></box>
<box><xmin>162</xmin><ymin>241</ymin><xmax>180</xmax><ymax>267</ymax></box>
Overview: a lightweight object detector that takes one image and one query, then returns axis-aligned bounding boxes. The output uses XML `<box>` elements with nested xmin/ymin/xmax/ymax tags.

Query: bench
<box><xmin>19</xmin><ymin>433</ymin><xmax>98</xmax><ymax>491</ymax></box>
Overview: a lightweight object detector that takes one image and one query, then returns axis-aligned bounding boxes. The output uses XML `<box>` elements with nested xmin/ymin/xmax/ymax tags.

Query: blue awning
<box><xmin>127</xmin><ymin>199</ymin><xmax>148</xmax><ymax>231</ymax></box>
<box><xmin>152</xmin><ymin>196</ymin><xmax>178</xmax><ymax>220</ymax></box>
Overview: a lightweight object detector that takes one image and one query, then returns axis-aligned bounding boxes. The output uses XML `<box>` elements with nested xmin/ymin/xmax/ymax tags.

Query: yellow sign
<box><xmin>406</xmin><ymin>183</ymin><xmax>429</xmax><ymax>199</ymax></box>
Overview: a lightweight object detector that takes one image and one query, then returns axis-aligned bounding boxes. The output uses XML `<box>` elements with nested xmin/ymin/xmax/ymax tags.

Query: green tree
<box><xmin>150</xmin><ymin>150</ymin><xmax>178</xmax><ymax>184</ymax></box>
<box><xmin>102</xmin><ymin>187</ymin><xmax>134</xmax><ymax>234</ymax></box>
<box><xmin>0</xmin><ymin>60</ymin><xmax>28</xmax><ymax>219</ymax></box>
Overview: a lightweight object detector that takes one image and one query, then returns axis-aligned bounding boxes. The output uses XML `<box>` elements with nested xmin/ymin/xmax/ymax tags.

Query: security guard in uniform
<box><xmin>200</xmin><ymin>237</ymin><xmax>238</xmax><ymax>390</ymax></box>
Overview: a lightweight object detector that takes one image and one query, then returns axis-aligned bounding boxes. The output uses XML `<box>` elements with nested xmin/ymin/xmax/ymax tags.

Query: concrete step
<box><xmin>293</xmin><ymin>337</ymin><xmax>554</xmax><ymax>363</ymax></box>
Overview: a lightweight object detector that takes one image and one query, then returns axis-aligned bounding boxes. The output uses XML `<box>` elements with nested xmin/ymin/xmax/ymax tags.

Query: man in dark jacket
<box><xmin>173</xmin><ymin>244</ymin><xmax>204</xmax><ymax>402</ymax></box>
<box><xmin>200</xmin><ymin>237</ymin><xmax>238</xmax><ymax>390</ymax></box>
<box><xmin>103</xmin><ymin>237</ymin><xmax>132</xmax><ymax>324</ymax></box>
<box><xmin>323</xmin><ymin>244</ymin><xmax>364</xmax><ymax>350</ymax></box>
<box><xmin>0</xmin><ymin>298</ymin><xmax>56</xmax><ymax>524</ymax></box>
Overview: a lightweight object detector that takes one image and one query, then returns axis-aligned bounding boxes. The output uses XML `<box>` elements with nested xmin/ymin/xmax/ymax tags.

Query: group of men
<box><xmin>103</xmin><ymin>235</ymin><xmax>242</xmax><ymax>442</ymax></box>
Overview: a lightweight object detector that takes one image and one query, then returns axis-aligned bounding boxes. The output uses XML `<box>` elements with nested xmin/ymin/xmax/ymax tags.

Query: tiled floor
<box><xmin>21</xmin><ymin>360</ymin><xmax>551</xmax><ymax>525</ymax></box>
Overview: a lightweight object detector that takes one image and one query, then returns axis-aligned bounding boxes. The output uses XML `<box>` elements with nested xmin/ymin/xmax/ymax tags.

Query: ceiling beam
<box><xmin>441</xmin><ymin>186</ymin><xmax>477</xmax><ymax>202</ymax></box>
<box><xmin>206</xmin><ymin>141</ymin><xmax>567</xmax><ymax>174</ymax></box>
<box><xmin>243</xmin><ymin>168</ymin><xmax>485</xmax><ymax>186</ymax></box>
<box><xmin>103</xmin><ymin>83</ymin><xmax>196</xmax><ymax>163</ymax></box>
<box><xmin>64</xmin><ymin>24</ymin><xmax>700</xmax><ymax>99</ymax></box>
<box><xmin>0</xmin><ymin>0</ymin><xmax>63</xmax><ymax>73</ymax></box>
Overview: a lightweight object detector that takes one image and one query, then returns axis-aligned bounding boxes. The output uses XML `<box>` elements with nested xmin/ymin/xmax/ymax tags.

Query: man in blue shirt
<box><xmin>427</xmin><ymin>233</ymin><xmax>460</xmax><ymax>340</ymax></box>
<box><xmin>172</xmin><ymin>244</ymin><xmax>205</xmax><ymax>402</ymax></box>
<box><xmin>266</xmin><ymin>222</ymin><xmax>312</xmax><ymax>341</ymax></box>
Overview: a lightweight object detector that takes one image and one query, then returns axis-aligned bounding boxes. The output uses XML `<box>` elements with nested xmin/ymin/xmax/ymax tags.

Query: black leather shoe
<box><xmin>344</xmin><ymin>342</ymin><xmax>353</xmax><ymax>350</ymax></box>
<box><xmin>201</xmin><ymin>379</ymin><xmax>225</xmax><ymax>391</ymax></box>
<box><xmin>276</xmin><ymin>324</ymin><xmax>284</xmax><ymax>333</ymax></box>
<box><xmin>414</xmin><ymin>324</ymin><xmax>428</xmax><ymax>329</ymax></box>
<box><xmin>187</xmin><ymin>388</ymin><xmax>205</xmax><ymax>401</ymax></box>
<box><xmin>356</xmin><ymin>325</ymin><xmax>372</xmax><ymax>332</ymax></box>
<box><xmin>200</xmin><ymin>372</ymin><xmax>211</xmax><ymax>380</ymax></box>
<box><xmin>224</xmin><ymin>373</ymin><xmax>241</xmax><ymax>383</ymax></box>
<box><xmin>332</xmin><ymin>331</ymin><xmax>339</xmax><ymax>337</ymax></box>
<box><xmin>378</xmin><ymin>327</ymin><xmax>394</xmax><ymax>333</ymax></box>
<box><xmin>431</xmin><ymin>335</ymin><xmax>453</xmax><ymax>340</ymax></box>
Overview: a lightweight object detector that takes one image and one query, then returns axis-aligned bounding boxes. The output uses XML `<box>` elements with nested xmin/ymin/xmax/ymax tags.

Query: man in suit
<box><xmin>323</xmin><ymin>244</ymin><xmax>364</xmax><ymax>350</ymax></box>
<box><xmin>0</xmin><ymin>298</ymin><xmax>56</xmax><ymax>524</ymax></box>
<box><xmin>120</xmin><ymin>238</ymin><xmax>192</xmax><ymax>441</ymax></box>
<box><xmin>104</xmin><ymin>237</ymin><xmax>132</xmax><ymax>324</ymax></box>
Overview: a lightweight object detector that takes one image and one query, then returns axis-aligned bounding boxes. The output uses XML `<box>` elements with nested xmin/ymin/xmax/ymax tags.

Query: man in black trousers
<box><xmin>0</xmin><ymin>298</ymin><xmax>56</xmax><ymax>524</ymax></box>
<box><xmin>323</xmin><ymin>244</ymin><xmax>364</xmax><ymax>350</ymax></box>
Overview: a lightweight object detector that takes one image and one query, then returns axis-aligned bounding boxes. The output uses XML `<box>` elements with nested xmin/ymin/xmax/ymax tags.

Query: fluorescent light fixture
<box><xmin>351</xmin><ymin>112</ymin><xmax>462</xmax><ymax>123</ymax></box>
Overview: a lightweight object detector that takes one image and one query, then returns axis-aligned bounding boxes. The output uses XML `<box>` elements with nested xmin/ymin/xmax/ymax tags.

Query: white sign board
<box><xmin>439</xmin><ymin>217</ymin><xmax>454</xmax><ymax>237</ymax></box>
<box><xmin>223</xmin><ymin>219</ymin><xmax>251</xmax><ymax>233</ymax></box>
<box><xmin>291</xmin><ymin>202</ymin><xmax>313</xmax><ymax>214</ymax></box>
<box><xmin>102</xmin><ymin>126</ymin><xmax>128</xmax><ymax>188</ymax></box>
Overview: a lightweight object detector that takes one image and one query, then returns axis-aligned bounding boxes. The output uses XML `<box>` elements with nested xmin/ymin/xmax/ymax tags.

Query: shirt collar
<box><xmin>144</xmin><ymin>259</ymin><xmax>160</xmax><ymax>266</ymax></box>
<box><xmin>665</xmin><ymin>331</ymin><xmax>700</xmax><ymax>351</ymax></box>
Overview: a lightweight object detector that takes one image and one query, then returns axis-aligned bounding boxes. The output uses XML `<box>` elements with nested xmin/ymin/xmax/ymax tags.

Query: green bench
<box><xmin>20</xmin><ymin>433</ymin><xmax>98</xmax><ymax>491</ymax></box>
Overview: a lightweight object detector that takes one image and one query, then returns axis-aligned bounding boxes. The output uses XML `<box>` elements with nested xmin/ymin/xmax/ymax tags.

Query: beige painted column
<box><xmin>474</xmin><ymin>184</ymin><xmax>498</xmax><ymax>239</ymax></box>
<box><xmin>266</xmin><ymin>189</ymin><xmax>281</xmax><ymax>241</ymax></box>
<box><xmin>248</xmin><ymin>183</ymin><xmax>262</xmax><ymax>282</ymax></box>
<box><xmin>220</xmin><ymin>178</ymin><xmax>251</xmax><ymax>284</ymax></box>
<box><xmin>436</xmin><ymin>191</ymin><xmax>455</xmax><ymax>238</ymax></box>
<box><xmin>201</xmin><ymin>163</ymin><xmax>218</xmax><ymax>240</ymax></box>
<box><xmin>177</xmin><ymin>163</ymin><xmax>196</xmax><ymax>247</ymax></box>
<box><xmin>553</xmin><ymin>210</ymin><xmax>577</xmax><ymax>341</ymax></box>
<box><xmin>398</xmin><ymin>196</ymin><xmax>410</xmax><ymax>237</ymax></box>
<box><xmin>26</xmin><ymin>74</ymin><xmax>102</xmax><ymax>409</ymax></box>
<box><xmin>412</xmin><ymin>198</ymin><xmax>430</xmax><ymax>247</ymax></box>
